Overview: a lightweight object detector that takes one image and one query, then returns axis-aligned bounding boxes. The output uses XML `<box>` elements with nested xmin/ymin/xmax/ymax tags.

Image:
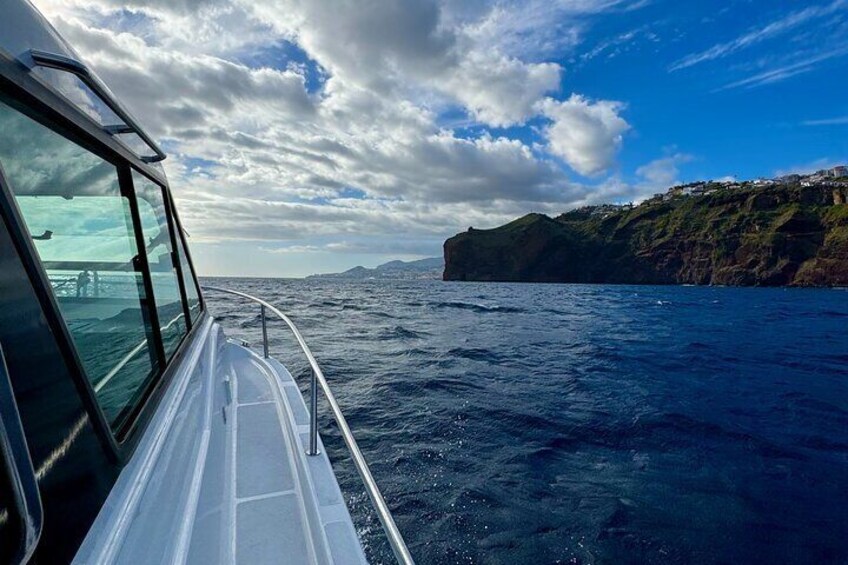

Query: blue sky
<box><xmin>38</xmin><ymin>0</ymin><xmax>848</xmax><ymax>276</ymax></box>
<box><xmin>566</xmin><ymin>0</ymin><xmax>848</xmax><ymax>184</ymax></box>
<box><xmin>478</xmin><ymin>0</ymin><xmax>848</xmax><ymax>186</ymax></box>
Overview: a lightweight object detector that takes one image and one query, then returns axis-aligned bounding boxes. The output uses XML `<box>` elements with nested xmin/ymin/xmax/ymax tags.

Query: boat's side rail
<box><xmin>201</xmin><ymin>286</ymin><xmax>415</xmax><ymax>565</ymax></box>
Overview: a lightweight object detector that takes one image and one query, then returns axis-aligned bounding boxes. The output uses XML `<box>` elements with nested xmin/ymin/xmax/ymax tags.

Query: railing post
<box><xmin>260</xmin><ymin>304</ymin><xmax>269</xmax><ymax>359</ymax></box>
<box><xmin>308</xmin><ymin>367</ymin><xmax>319</xmax><ymax>456</ymax></box>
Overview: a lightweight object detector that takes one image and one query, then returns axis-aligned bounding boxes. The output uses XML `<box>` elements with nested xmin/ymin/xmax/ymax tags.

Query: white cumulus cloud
<box><xmin>538</xmin><ymin>95</ymin><xmax>630</xmax><ymax>176</ymax></box>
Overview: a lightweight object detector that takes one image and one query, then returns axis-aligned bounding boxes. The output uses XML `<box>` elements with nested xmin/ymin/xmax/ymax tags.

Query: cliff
<box><xmin>443</xmin><ymin>183</ymin><xmax>848</xmax><ymax>286</ymax></box>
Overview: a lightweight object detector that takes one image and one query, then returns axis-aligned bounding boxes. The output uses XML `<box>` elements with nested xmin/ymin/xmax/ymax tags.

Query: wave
<box><xmin>378</xmin><ymin>325</ymin><xmax>427</xmax><ymax>340</ymax></box>
<box><xmin>433</xmin><ymin>301</ymin><xmax>525</xmax><ymax>314</ymax></box>
<box><xmin>490</xmin><ymin>411</ymin><xmax>807</xmax><ymax>464</ymax></box>
<box><xmin>375</xmin><ymin>376</ymin><xmax>484</xmax><ymax>395</ymax></box>
<box><xmin>446</xmin><ymin>347</ymin><xmax>504</xmax><ymax>363</ymax></box>
<box><xmin>204</xmin><ymin>279</ymin><xmax>846</xmax><ymax>564</ymax></box>
<box><xmin>368</xmin><ymin>311</ymin><xmax>396</xmax><ymax>319</ymax></box>
<box><xmin>817</xmin><ymin>309</ymin><xmax>848</xmax><ymax>318</ymax></box>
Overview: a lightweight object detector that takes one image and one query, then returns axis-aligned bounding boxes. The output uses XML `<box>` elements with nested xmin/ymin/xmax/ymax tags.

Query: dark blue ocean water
<box><xmin>204</xmin><ymin>279</ymin><xmax>848</xmax><ymax>564</ymax></box>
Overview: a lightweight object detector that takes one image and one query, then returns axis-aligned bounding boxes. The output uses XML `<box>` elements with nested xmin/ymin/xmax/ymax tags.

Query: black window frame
<box><xmin>171</xmin><ymin>205</ymin><xmax>205</xmax><ymax>321</ymax></box>
<box><xmin>174</xmin><ymin>205</ymin><xmax>204</xmax><ymax>315</ymax></box>
<box><xmin>0</xmin><ymin>60</ymin><xmax>206</xmax><ymax>456</ymax></box>
<box><xmin>129</xmin><ymin>166</ymin><xmax>195</xmax><ymax>333</ymax></box>
<box><xmin>125</xmin><ymin>165</ymin><xmax>204</xmax><ymax>322</ymax></box>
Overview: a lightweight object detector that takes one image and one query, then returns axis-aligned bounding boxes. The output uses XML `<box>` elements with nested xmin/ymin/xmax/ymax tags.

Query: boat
<box><xmin>0</xmin><ymin>1</ymin><xmax>413</xmax><ymax>562</ymax></box>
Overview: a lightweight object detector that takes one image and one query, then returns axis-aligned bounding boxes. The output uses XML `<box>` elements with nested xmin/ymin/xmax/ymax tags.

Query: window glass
<box><xmin>133</xmin><ymin>171</ymin><xmax>188</xmax><ymax>359</ymax></box>
<box><xmin>0</xmin><ymin>99</ymin><xmax>158</xmax><ymax>431</ymax></box>
<box><xmin>31</xmin><ymin>67</ymin><xmax>123</xmax><ymax>127</ymax></box>
<box><xmin>175</xmin><ymin>228</ymin><xmax>202</xmax><ymax>323</ymax></box>
<box><xmin>30</xmin><ymin>68</ymin><xmax>158</xmax><ymax>162</ymax></box>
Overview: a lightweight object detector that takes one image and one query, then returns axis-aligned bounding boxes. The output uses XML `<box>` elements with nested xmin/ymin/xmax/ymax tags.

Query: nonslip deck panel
<box><xmin>236</xmin><ymin>402</ymin><xmax>293</xmax><ymax>498</ymax></box>
<box><xmin>237</xmin><ymin>494</ymin><xmax>309</xmax><ymax>563</ymax></box>
<box><xmin>73</xmin><ymin>322</ymin><xmax>367</xmax><ymax>564</ymax></box>
<box><xmin>236</xmin><ymin>359</ymin><xmax>274</xmax><ymax>403</ymax></box>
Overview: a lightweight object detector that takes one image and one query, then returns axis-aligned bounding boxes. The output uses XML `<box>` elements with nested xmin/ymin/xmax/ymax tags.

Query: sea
<box><xmin>203</xmin><ymin>278</ymin><xmax>848</xmax><ymax>564</ymax></box>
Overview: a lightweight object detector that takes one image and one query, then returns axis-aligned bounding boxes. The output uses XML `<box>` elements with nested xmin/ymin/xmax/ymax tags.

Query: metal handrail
<box><xmin>202</xmin><ymin>285</ymin><xmax>415</xmax><ymax>565</ymax></box>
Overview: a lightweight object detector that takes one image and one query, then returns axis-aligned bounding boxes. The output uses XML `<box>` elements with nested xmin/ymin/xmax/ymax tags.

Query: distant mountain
<box><xmin>307</xmin><ymin>257</ymin><xmax>444</xmax><ymax>280</ymax></box>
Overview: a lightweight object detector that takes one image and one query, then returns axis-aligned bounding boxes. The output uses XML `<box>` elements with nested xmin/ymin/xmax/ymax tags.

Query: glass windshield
<box><xmin>0</xmin><ymin>98</ymin><xmax>158</xmax><ymax>431</ymax></box>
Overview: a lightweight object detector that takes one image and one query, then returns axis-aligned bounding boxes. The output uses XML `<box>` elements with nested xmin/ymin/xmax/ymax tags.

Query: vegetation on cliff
<box><xmin>443</xmin><ymin>183</ymin><xmax>848</xmax><ymax>286</ymax></box>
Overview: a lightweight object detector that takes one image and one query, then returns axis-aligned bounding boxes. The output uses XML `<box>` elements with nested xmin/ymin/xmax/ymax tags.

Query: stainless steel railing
<box><xmin>202</xmin><ymin>286</ymin><xmax>415</xmax><ymax>565</ymax></box>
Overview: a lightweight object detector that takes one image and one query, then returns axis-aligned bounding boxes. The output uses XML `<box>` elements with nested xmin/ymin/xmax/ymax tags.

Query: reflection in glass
<box><xmin>0</xmin><ymin>435</ymin><xmax>22</xmax><ymax>562</ymax></box>
<box><xmin>31</xmin><ymin>66</ymin><xmax>123</xmax><ymax>127</ymax></box>
<box><xmin>175</xmin><ymin>229</ymin><xmax>202</xmax><ymax>324</ymax></box>
<box><xmin>133</xmin><ymin>171</ymin><xmax>188</xmax><ymax>359</ymax></box>
<box><xmin>0</xmin><ymin>99</ymin><xmax>157</xmax><ymax>431</ymax></box>
<box><xmin>30</xmin><ymin>68</ymin><xmax>158</xmax><ymax>162</ymax></box>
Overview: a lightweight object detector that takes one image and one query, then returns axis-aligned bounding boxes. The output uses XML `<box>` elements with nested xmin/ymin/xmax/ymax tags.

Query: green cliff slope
<box><xmin>443</xmin><ymin>183</ymin><xmax>848</xmax><ymax>286</ymax></box>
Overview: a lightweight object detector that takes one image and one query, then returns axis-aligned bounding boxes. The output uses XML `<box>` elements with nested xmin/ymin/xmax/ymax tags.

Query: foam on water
<box><xmin>205</xmin><ymin>279</ymin><xmax>848</xmax><ymax>564</ymax></box>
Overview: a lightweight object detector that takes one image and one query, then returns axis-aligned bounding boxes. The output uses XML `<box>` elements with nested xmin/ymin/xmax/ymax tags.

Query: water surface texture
<box><xmin>204</xmin><ymin>279</ymin><xmax>848</xmax><ymax>564</ymax></box>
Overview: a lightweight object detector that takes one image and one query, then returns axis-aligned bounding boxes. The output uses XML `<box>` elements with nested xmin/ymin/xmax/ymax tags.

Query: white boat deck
<box><xmin>73</xmin><ymin>317</ymin><xmax>368</xmax><ymax>564</ymax></box>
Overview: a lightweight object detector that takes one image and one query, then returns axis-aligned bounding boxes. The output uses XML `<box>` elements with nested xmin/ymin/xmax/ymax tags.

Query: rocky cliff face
<box><xmin>443</xmin><ymin>184</ymin><xmax>848</xmax><ymax>286</ymax></box>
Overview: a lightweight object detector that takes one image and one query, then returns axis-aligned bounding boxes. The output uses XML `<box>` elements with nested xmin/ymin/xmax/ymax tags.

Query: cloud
<box><xmin>717</xmin><ymin>45</ymin><xmax>848</xmax><ymax>90</ymax></box>
<box><xmin>29</xmin><ymin>0</ymin><xmax>640</xmax><ymax>267</ymax></box>
<box><xmin>563</xmin><ymin>152</ymin><xmax>694</xmax><ymax>207</ymax></box>
<box><xmin>246</xmin><ymin>0</ymin><xmax>567</xmax><ymax>127</ymax></box>
<box><xmin>443</xmin><ymin>51</ymin><xmax>562</xmax><ymax>127</ymax></box>
<box><xmin>459</xmin><ymin>0</ymin><xmax>651</xmax><ymax>59</ymax></box>
<box><xmin>774</xmin><ymin>157</ymin><xmax>845</xmax><ymax>177</ymax></box>
<box><xmin>580</xmin><ymin>25</ymin><xmax>655</xmax><ymax>62</ymax></box>
<box><xmin>670</xmin><ymin>0</ymin><xmax>848</xmax><ymax>71</ymax></box>
<box><xmin>802</xmin><ymin>116</ymin><xmax>848</xmax><ymax>126</ymax></box>
<box><xmin>51</xmin><ymin>14</ymin><xmax>572</xmax><ymax>200</ymax></box>
<box><xmin>537</xmin><ymin>95</ymin><xmax>630</xmax><ymax>176</ymax></box>
<box><xmin>635</xmin><ymin>152</ymin><xmax>693</xmax><ymax>188</ymax></box>
<box><xmin>261</xmin><ymin>238</ymin><xmax>442</xmax><ymax>256</ymax></box>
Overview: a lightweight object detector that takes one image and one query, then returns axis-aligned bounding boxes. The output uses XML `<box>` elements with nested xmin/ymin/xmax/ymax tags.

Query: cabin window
<box><xmin>175</xmin><ymin>228</ymin><xmax>202</xmax><ymax>323</ymax></box>
<box><xmin>132</xmin><ymin>171</ymin><xmax>188</xmax><ymax>358</ymax></box>
<box><xmin>0</xmin><ymin>100</ymin><xmax>159</xmax><ymax>431</ymax></box>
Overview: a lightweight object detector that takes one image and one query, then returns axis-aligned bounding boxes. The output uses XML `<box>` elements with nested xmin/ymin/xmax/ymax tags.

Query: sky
<box><xmin>32</xmin><ymin>0</ymin><xmax>848</xmax><ymax>277</ymax></box>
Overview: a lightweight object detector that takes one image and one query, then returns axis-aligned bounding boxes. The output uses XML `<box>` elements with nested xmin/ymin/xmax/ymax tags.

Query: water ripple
<box><xmin>204</xmin><ymin>278</ymin><xmax>848</xmax><ymax>564</ymax></box>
